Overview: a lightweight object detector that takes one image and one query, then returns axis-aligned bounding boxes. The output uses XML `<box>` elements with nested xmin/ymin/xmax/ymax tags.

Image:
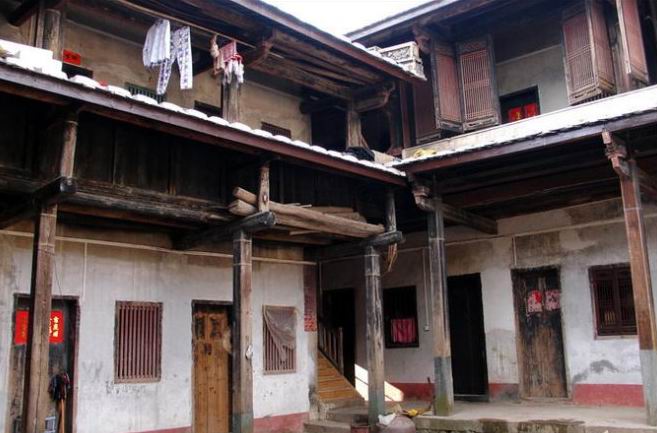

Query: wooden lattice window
<box><xmin>263</xmin><ymin>306</ymin><xmax>296</xmax><ymax>374</ymax></box>
<box><xmin>126</xmin><ymin>82</ymin><xmax>166</xmax><ymax>103</ymax></box>
<box><xmin>115</xmin><ymin>301</ymin><xmax>162</xmax><ymax>382</ymax></box>
<box><xmin>261</xmin><ymin>122</ymin><xmax>292</xmax><ymax>139</ymax></box>
<box><xmin>590</xmin><ymin>265</ymin><xmax>636</xmax><ymax>336</ymax></box>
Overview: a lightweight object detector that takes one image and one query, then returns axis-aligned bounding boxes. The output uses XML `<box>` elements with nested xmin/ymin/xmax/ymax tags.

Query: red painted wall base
<box><xmin>124</xmin><ymin>412</ymin><xmax>308</xmax><ymax>433</ymax></box>
<box><xmin>572</xmin><ymin>384</ymin><xmax>644</xmax><ymax>407</ymax></box>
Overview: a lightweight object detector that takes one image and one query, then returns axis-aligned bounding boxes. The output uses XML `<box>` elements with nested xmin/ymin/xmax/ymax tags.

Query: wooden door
<box><xmin>512</xmin><ymin>268</ymin><xmax>567</xmax><ymax>399</ymax></box>
<box><xmin>7</xmin><ymin>297</ymin><xmax>77</xmax><ymax>433</ymax></box>
<box><xmin>192</xmin><ymin>305</ymin><xmax>230</xmax><ymax>433</ymax></box>
<box><xmin>448</xmin><ymin>274</ymin><xmax>488</xmax><ymax>399</ymax></box>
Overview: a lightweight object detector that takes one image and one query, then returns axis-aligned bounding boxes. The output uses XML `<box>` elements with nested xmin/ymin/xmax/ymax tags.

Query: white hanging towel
<box><xmin>157</xmin><ymin>26</ymin><xmax>193</xmax><ymax>95</ymax></box>
<box><xmin>143</xmin><ymin>19</ymin><xmax>171</xmax><ymax>68</ymax></box>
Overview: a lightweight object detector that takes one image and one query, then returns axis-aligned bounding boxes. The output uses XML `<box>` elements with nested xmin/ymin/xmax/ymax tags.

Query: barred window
<box><xmin>383</xmin><ymin>286</ymin><xmax>419</xmax><ymax>348</ymax></box>
<box><xmin>126</xmin><ymin>83</ymin><xmax>166</xmax><ymax>103</ymax></box>
<box><xmin>115</xmin><ymin>302</ymin><xmax>162</xmax><ymax>382</ymax></box>
<box><xmin>261</xmin><ymin>122</ymin><xmax>292</xmax><ymax>139</ymax></box>
<box><xmin>590</xmin><ymin>265</ymin><xmax>636</xmax><ymax>336</ymax></box>
<box><xmin>263</xmin><ymin>306</ymin><xmax>296</xmax><ymax>374</ymax></box>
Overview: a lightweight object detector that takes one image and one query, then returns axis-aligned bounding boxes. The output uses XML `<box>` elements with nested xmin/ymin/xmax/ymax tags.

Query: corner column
<box><xmin>618</xmin><ymin>162</ymin><xmax>657</xmax><ymax>425</ymax></box>
<box><xmin>365</xmin><ymin>245</ymin><xmax>385</xmax><ymax>426</ymax></box>
<box><xmin>428</xmin><ymin>196</ymin><xmax>454</xmax><ymax>416</ymax></box>
<box><xmin>23</xmin><ymin>113</ymin><xmax>77</xmax><ymax>433</ymax></box>
<box><xmin>232</xmin><ymin>230</ymin><xmax>254</xmax><ymax>433</ymax></box>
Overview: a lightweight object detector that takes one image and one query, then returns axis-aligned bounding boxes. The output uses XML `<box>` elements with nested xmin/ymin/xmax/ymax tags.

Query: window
<box><xmin>261</xmin><ymin>122</ymin><xmax>292</xmax><ymax>139</ymax></box>
<box><xmin>126</xmin><ymin>83</ymin><xmax>166</xmax><ymax>103</ymax></box>
<box><xmin>62</xmin><ymin>63</ymin><xmax>93</xmax><ymax>79</ymax></box>
<box><xmin>194</xmin><ymin>101</ymin><xmax>222</xmax><ymax>118</ymax></box>
<box><xmin>263</xmin><ymin>306</ymin><xmax>296</xmax><ymax>374</ymax></box>
<box><xmin>500</xmin><ymin>87</ymin><xmax>540</xmax><ymax>124</ymax></box>
<box><xmin>115</xmin><ymin>301</ymin><xmax>162</xmax><ymax>382</ymax></box>
<box><xmin>383</xmin><ymin>286</ymin><xmax>419</xmax><ymax>348</ymax></box>
<box><xmin>590</xmin><ymin>265</ymin><xmax>636</xmax><ymax>336</ymax></box>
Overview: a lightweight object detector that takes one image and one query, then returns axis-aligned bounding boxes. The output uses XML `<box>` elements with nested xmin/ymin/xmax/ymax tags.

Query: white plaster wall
<box><xmin>496</xmin><ymin>45</ymin><xmax>570</xmax><ymax>115</ymax></box>
<box><xmin>0</xmin><ymin>231</ymin><xmax>310</xmax><ymax>433</ymax></box>
<box><xmin>321</xmin><ymin>199</ymin><xmax>657</xmax><ymax>392</ymax></box>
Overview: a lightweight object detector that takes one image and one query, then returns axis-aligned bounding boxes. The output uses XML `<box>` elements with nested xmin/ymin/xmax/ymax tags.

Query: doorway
<box><xmin>448</xmin><ymin>274</ymin><xmax>489</xmax><ymax>399</ymax></box>
<box><xmin>7</xmin><ymin>296</ymin><xmax>78</xmax><ymax>433</ymax></box>
<box><xmin>192</xmin><ymin>303</ymin><xmax>231</xmax><ymax>433</ymax></box>
<box><xmin>321</xmin><ymin>288</ymin><xmax>356</xmax><ymax>384</ymax></box>
<box><xmin>512</xmin><ymin>268</ymin><xmax>568</xmax><ymax>399</ymax></box>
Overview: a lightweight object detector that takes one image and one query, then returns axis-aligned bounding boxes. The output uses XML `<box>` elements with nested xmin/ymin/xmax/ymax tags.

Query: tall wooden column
<box><xmin>23</xmin><ymin>113</ymin><xmax>77</xmax><ymax>433</ymax></box>
<box><xmin>365</xmin><ymin>245</ymin><xmax>385</xmax><ymax>426</ymax></box>
<box><xmin>232</xmin><ymin>230</ymin><xmax>254</xmax><ymax>433</ymax></box>
<box><xmin>427</xmin><ymin>196</ymin><xmax>454</xmax><ymax>416</ymax></box>
<box><xmin>605</xmin><ymin>132</ymin><xmax>657</xmax><ymax>425</ymax></box>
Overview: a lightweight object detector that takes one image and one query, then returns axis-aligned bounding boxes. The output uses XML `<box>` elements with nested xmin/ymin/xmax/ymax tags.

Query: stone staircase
<box><xmin>305</xmin><ymin>406</ymin><xmax>369</xmax><ymax>433</ymax></box>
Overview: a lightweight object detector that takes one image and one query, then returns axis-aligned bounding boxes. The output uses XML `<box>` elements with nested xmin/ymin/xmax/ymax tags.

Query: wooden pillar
<box><xmin>35</xmin><ymin>1</ymin><xmax>64</xmax><ymax>59</ymax></box>
<box><xmin>365</xmin><ymin>245</ymin><xmax>384</xmax><ymax>426</ymax></box>
<box><xmin>346</xmin><ymin>103</ymin><xmax>365</xmax><ymax>148</ymax></box>
<box><xmin>232</xmin><ymin>230</ymin><xmax>254</xmax><ymax>433</ymax></box>
<box><xmin>222</xmin><ymin>78</ymin><xmax>242</xmax><ymax>123</ymax></box>
<box><xmin>619</xmin><ymin>161</ymin><xmax>657</xmax><ymax>425</ymax></box>
<box><xmin>427</xmin><ymin>196</ymin><xmax>454</xmax><ymax>416</ymax></box>
<box><xmin>23</xmin><ymin>113</ymin><xmax>77</xmax><ymax>433</ymax></box>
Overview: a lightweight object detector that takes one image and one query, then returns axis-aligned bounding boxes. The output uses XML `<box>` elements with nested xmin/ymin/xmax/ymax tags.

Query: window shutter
<box><xmin>616</xmin><ymin>0</ymin><xmax>649</xmax><ymax>84</ymax></box>
<box><xmin>412</xmin><ymin>66</ymin><xmax>440</xmax><ymax>142</ymax></box>
<box><xmin>431</xmin><ymin>41</ymin><xmax>462</xmax><ymax>133</ymax></box>
<box><xmin>457</xmin><ymin>36</ymin><xmax>500</xmax><ymax>131</ymax></box>
<box><xmin>562</xmin><ymin>0</ymin><xmax>616</xmax><ymax>105</ymax></box>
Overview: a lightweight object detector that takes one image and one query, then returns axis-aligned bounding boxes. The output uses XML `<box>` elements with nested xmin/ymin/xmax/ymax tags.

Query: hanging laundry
<box><xmin>210</xmin><ymin>38</ymin><xmax>244</xmax><ymax>85</ymax></box>
<box><xmin>143</xmin><ymin>19</ymin><xmax>170</xmax><ymax>68</ymax></box>
<box><xmin>157</xmin><ymin>26</ymin><xmax>193</xmax><ymax>95</ymax></box>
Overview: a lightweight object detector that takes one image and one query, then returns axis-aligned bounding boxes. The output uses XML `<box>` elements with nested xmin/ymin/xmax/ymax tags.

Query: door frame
<box><xmin>511</xmin><ymin>266</ymin><xmax>569</xmax><ymax>400</ymax></box>
<box><xmin>191</xmin><ymin>300</ymin><xmax>233</xmax><ymax>433</ymax></box>
<box><xmin>8</xmin><ymin>294</ymin><xmax>80</xmax><ymax>433</ymax></box>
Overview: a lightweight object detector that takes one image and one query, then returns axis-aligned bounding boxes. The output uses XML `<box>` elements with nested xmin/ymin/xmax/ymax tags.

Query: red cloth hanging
<box><xmin>391</xmin><ymin>318</ymin><xmax>417</xmax><ymax>344</ymax></box>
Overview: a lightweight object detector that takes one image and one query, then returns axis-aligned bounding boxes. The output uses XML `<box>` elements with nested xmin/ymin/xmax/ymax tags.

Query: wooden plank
<box><xmin>233</xmin><ymin>188</ymin><xmax>384</xmax><ymax>238</ymax></box>
<box><xmin>175</xmin><ymin>211</ymin><xmax>276</xmax><ymax>250</ymax></box>
<box><xmin>318</xmin><ymin>231</ymin><xmax>403</xmax><ymax>261</ymax></box>
<box><xmin>364</xmin><ymin>245</ymin><xmax>384</xmax><ymax>426</ymax></box>
<box><xmin>232</xmin><ymin>230</ymin><xmax>254</xmax><ymax>433</ymax></box>
<box><xmin>427</xmin><ymin>196</ymin><xmax>454</xmax><ymax>416</ymax></box>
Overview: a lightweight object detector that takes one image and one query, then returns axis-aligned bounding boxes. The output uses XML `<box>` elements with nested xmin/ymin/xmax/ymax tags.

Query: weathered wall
<box><xmin>495</xmin><ymin>45</ymin><xmax>570</xmax><ymax>115</ymax></box>
<box><xmin>0</xmin><ymin>226</ymin><xmax>312</xmax><ymax>433</ymax></box>
<box><xmin>321</xmin><ymin>199</ymin><xmax>657</xmax><ymax>405</ymax></box>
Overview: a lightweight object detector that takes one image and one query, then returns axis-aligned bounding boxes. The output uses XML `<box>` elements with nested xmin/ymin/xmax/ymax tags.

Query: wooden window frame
<box><xmin>114</xmin><ymin>301</ymin><xmax>163</xmax><ymax>383</ymax></box>
<box><xmin>263</xmin><ymin>305</ymin><xmax>297</xmax><ymax>375</ymax></box>
<box><xmin>383</xmin><ymin>286</ymin><xmax>420</xmax><ymax>349</ymax></box>
<box><xmin>589</xmin><ymin>264</ymin><xmax>637</xmax><ymax>337</ymax></box>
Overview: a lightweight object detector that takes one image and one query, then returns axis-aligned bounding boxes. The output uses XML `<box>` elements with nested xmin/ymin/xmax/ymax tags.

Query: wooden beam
<box><xmin>317</xmin><ymin>231</ymin><xmax>403</xmax><ymax>261</ymax></box>
<box><xmin>242</xmin><ymin>40</ymin><xmax>273</xmax><ymax>67</ymax></box>
<box><xmin>250</xmin><ymin>55</ymin><xmax>353</xmax><ymax>99</ymax></box>
<box><xmin>232</xmin><ymin>229</ymin><xmax>254</xmax><ymax>433</ymax></box>
<box><xmin>427</xmin><ymin>196</ymin><xmax>454</xmax><ymax>416</ymax></box>
<box><xmin>0</xmin><ymin>176</ymin><xmax>77</xmax><ymax>229</ymax></box>
<box><xmin>364</xmin><ymin>245</ymin><xmax>385</xmax><ymax>426</ymax></box>
<box><xmin>175</xmin><ymin>211</ymin><xmax>276</xmax><ymax>250</ymax></box>
<box><xmin>233</xmin><ymin>188</ymin><xmax>385</xmax><ymax>238</ymax></box>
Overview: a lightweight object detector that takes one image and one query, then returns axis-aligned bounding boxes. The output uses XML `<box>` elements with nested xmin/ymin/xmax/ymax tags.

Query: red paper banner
<box><xmin>14</xmin><ymin>310</ymin><xmax>64</xmax><ymax>345</ymax></box>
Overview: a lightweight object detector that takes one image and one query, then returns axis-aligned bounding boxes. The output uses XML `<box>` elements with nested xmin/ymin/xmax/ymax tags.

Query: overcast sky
<box><xmin>263</xmin><ymin>0</ymin><xmax>431</xmax><ymax>36</ymax></box>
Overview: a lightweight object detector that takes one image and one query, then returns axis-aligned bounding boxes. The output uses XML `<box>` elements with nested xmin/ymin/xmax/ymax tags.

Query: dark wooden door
<box><xmin>512</xmin><ymin>268</ymin><xmax>568</xmax><ymax>399</ymax></box>
<box><xmin>448</xmin><ymin>274</ymin><xmax>488</xmax><ymax>398</ymax></box>
<box><xmin>8</xmin><ymin>297</ymin><xmax>77</xmax><ymax>433</ymax></box>
<box><xmin>321</xmin><ymin>289</ymin><xmax>356</xmax><ymax>384</ymax></box>
<box><xmin>192</xmin><ymin>304</ymin><xmax>231</xmax><ymax>433</ymax></box>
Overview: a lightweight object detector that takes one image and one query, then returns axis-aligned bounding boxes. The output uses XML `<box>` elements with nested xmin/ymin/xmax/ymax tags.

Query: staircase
<box><xmin>304</xmin><ymin>404</ymin><xmax>369</xmax><ymax>433</ymax></box>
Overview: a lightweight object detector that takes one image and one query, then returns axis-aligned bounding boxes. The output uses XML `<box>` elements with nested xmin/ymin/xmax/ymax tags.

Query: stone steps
<box><xmin>304</xmin><ymin>420</ymin><xmax>351</xmax><ymax>433</ymax></box>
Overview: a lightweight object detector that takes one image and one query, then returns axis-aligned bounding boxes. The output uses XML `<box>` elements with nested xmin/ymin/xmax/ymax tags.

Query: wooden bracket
<box><xmin>242</xmin><ymin>38</ymin><xmax>273</xmax><ymax>67</ymax></box>
<box><xmin>411</xmin><ymin>181</ymin><xmax>498</xmax><ymax>235</ymax></box>
<box><xmin>0</xmin><ymin>176</ymin><xmax>76</xmax><ymax>229</ymax></box>
<box><xmin>602</xmin><ymin>130</ymin><xmax>631</xmax><ymax>178</ymax></box>
<box><xmin>174</xmin><ymin>211</ymin><xmax>276</xmax><ymax>250</ymax></box>
<box><xmin>257</xmin><ymin>162</ymin><xmax>270</xmax><ymax>212</ymax></box>
<box><xmin>317</xmin><ymin>230</ymin><xmax>404</xmax><ymax>261</ymax></box>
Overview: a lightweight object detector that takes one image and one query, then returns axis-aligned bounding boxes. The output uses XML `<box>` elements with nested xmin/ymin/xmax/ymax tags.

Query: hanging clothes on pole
<box><xmin>143</xmin><ymin>19</ymin><xmax>170</xmax><ymax>68</ymax></box>
<box><xmin>157</xmin><ymin>26</ymin><xmax>193</xmax><ymax>95</ymax></box>
<box><xmin>210</xmin><ymin>38</ymin><xmax>244</xmax><ymax>85</ymax></box>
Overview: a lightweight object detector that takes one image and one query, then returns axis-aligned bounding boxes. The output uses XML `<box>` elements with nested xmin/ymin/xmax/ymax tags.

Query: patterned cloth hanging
<box><xmin>156</xmin><ymin>26</ymin><xmax>193</xmax><ymax>95</ymax></box>
<box><xmin>210</xmin><ymin>36</ymin><xmax>244</xmax><ymax>85</ymax></box>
